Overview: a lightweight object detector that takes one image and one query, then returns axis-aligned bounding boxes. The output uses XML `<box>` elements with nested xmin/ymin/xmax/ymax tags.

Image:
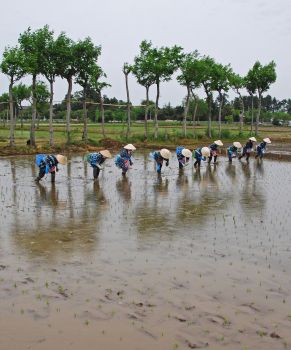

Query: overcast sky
<box><xmin>0</xmin><ymin>0</ymin><xmax>290</xmax><ymax>106</ymax></box>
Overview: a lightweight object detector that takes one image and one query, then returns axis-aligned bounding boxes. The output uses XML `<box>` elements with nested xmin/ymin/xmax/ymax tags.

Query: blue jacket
<box><xmin>36</xmin><ymin>154</ymin><xmax>58</xmax><ymax>174</ymax></box>
<box><xmin>209</xmin><ymin>143</ymin><xmax>218</xmax><ymax>151</ymax></box>
<box><xmin>227</xmin><ymin>146</ymin><xmax>238</xmax><ymax>156</ymax></box>
<box><xmin>87</xmin><ymin>152</ymin><xmax>105</xmax><ymax>167</ymax></box>
<box><xmin>176</xmin><ymin>146</ymin><xmax>185</xmax><ymax>160</ymax></box>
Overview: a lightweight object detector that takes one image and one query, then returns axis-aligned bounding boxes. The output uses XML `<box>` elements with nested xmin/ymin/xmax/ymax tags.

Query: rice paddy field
<box><xmin>0</xmin><ymin>151</ymin><xmax>291</xmax><ymax>350</ymax></box>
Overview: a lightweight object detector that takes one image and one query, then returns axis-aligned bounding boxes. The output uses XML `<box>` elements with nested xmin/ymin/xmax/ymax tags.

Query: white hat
<box><xmin>160</xmin><ymin>148</ymin><xmax>171</xmax><ymax>159</ymax></box>
<box><xmin>124</xmin><ymin>144</ymin><xmax>136</xmax><ymax>151</ymax></box>
<box><xmin>56</xmin><ymin>154</ymin><xmax>67</xmax><ymax>165</ymax></box>
<box><xmin>181</xmin><ymin>148</ymin><xmax>192</xmax><ymax>158</ymax></box>
<box><xmin>263</xmin><ymin>138</ymin><xmax>271</xmax><ymax>144</ymax></box>
<box><xmin>201</xmin><ymin>147</ymin><xmax>210</xmax><ymax>157</ymax></box>
<box><xmin>214</xmin><ymin>140</ymin><xmax>223</xmax><ymax>146</ymax></box>
<box><xmin>100</xmin><ymin>150</ymin><xmax>112</xmax><ymax>158</ymax></box>
<box><xmin>233</xmin><ymin>142</ymin><xmax>242</xmax><ymax>148</ymax></box>
<box><xmin>249</xmin><ymin>137</ymin><xmax>257</xmax><ymax>142</ymax></box>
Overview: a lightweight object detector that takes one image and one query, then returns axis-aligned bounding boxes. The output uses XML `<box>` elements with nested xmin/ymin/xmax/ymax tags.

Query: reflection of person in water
<box><xmin>176</xmin><ymin>146</ymin><xmax>191</xmax><ymax>169</ymax></box>
<box><xmin>36</xmin><ymin>182</ymin><xmax>59</xmax><ymax>207</ymax></box>
<box><xmin>151</xmin><ymin>148</ymin><xmax>171</xmax><ymax>173</ymax></box>
<box><xmin>35</xmin><ymin>154</ymin><xmax>67</xmax><ymax>182</ymax></box>
<box><xmin>86</xmin><ymin>150</ymin><xmax>112</xmax><ymax>179</ymax></box>
<box><xmin>116</xmin><ymin>176</ymin><xmax>131</xmax><ymax>201</ymax></box>
<box><xmin>176</xmin><ymin>172</ymin><xmax>189</xmax><ymax>191</ymax></box>
<box><xmin>115</xmin><ymin>144</ymin><xmax>136</xmax><ymax>176</ymax></box>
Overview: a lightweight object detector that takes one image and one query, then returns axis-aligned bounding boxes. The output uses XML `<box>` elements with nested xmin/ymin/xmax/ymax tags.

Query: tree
<box><xmin>55</xmin><ymin>33</ymin><xmax>77</xmax><ymax>144</ymax></box>
<box><xmin>122</xmin><ymin>63</ymin><xmax>132</xmax><ymax>138</ymax></box>
<box><xmin>41</xmin><ymin>28</ymin><xmax>61</xmax><ymax>146</ymax></box>
<box><xmin>33</xmin><ymin>81</ymin><xmax>50</xmax><ymax>127</ymax></box>
<box><xmin>196</xmin><ymin>56</ymin><xmax>216</xmax><ymax>138</ymax></box>
<box><xmin>210</xmin><ymin>63</ymin><xmax>231</xmax><ymax>137</ymax></box>
<box><xmin>245</xmin><ymin>71</ymin><xmax>257</xmax><ymax>135</ymax></box>
<box><xmin>228</xmin><ymin>72</ymin><xmax>245</xmax><ymax>133</ymax></box>
<box><xmin>75</xmin><ymin>38</ymin><xmax>101</xmax><ymax>142</ymax></box>
<box><xmin>177</xmin><ymin>51</ymin><xmax>200</xmax><ymax>137</ymax></box>
<box><xmin>90</xmin><ymin>64</ymin><xmax>110</xmax><ymax>137</ymax></box>
<box><xmin>0</xmin><ymin>46</ymin><xmax>25</xmax><ymax>146</ymax></box>
<box><xmin>132</xmin><ymin>41</ymin><xmax>156</xmax><ymax>138</ymax></box>
<box><xmin>12</xmin><ymin>83</ymin><xmax>31</xmax><ymax>128</ymax></box>
<box><xmin>18</xmin><ymin>25</ymin><xmax>52</xmax><ymax>147</ymax></box>
<box><xmin>247</xmin><ymin>61</ymin><xmax>276</xmax><ymax>135</ymax></box>
<box><xmin>137</xmin><ymin>40</ymin><xmax>183</xmax><ymax>138</ymax></box>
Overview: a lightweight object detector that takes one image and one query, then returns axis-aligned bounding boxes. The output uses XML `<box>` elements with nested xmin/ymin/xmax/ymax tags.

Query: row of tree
<box><xmin>0</xmin><ymin>25</ymin><xmax>277</xmax><ymax>146</ymax></box>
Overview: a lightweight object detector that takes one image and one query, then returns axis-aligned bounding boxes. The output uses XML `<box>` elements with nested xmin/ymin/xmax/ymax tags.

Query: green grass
<box><xmin>0</xmin><ymin>121</ymin><xmax>290</xmax><ymax>151</ymax></box>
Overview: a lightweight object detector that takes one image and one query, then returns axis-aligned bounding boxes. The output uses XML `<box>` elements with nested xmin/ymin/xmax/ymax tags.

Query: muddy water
<box><xmin>0</xmin><ymin>153</ymin><xmax>291</xmax><ymax>350</ymax></box>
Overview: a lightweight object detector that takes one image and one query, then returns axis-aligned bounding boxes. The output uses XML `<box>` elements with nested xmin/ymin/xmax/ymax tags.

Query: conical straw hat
<box><xmin>201</xmin><ymin>147</ymin><xmax>210</xmax><ymax>157</ymax></box>
<box><xmin>56</xmin><ymin>154</ymin><xmax>67</xmax><ymax>165</ymax></box>
<box><xmin>124</xmin><ymin>144</ymin><xmax>136</xmax><ymax>150</ymax></box>
<box><xmin>249</xmin><ymin>137</ymin><xmax>257</xmax><ymax>142</ymax></box>
<box><xmin>181</xmin><ymin>148</ymin><xmax>192</xmax><ymax>158</ymax></box>
<box><xmin>160</xmin><ymin>148</ymin><xmax>171</xmax><ymax>159</ymax></box>
<box><xmin>263</xmin><ymin>137</ymin><xmax>271</xmax><ymax>144</ymax></box>
<box><xmin>233</xmin><ymin>142</ymin><xmax>242</xmax><ymax>148</ymax></box>
<box><xmin>214</xmin><ymin>140</ymin><xmax>223</xmax><ymax>146</ymax></box>
<box><xmin>100</xmin><ymin>150</ymin><xmax>112</xmax><ymax>158</ymax></box>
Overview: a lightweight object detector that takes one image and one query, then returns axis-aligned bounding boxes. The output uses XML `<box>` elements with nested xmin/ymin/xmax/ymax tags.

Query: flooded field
<box><xmin>0</xmin><ymin>153</ymin><xmax>291</xmax><ymax>350</ymax></box>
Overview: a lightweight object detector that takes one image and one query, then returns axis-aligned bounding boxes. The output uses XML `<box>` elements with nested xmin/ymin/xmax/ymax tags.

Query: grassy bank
<box><xmin>1</xmin><ymin>121</ymin><xmax>291</xmax><ymax>156</ymax></box>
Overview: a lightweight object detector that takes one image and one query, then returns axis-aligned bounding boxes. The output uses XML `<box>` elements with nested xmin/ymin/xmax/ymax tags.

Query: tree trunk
<box><xmin>144</xmin><ymin>85</ymin><xmax>149</xmax><ymax>139</ymax></box>
<box><xmin>207</xmin><ymin>94</ymin><xmax>212</xmax><ymax>138</ymax></box>
<box><xmin>49</xmin><ymin>80</ymin><xmax>54</xmax><ymax>146</ymax></box>
<box><xmin>9</xmin><ymin>81</ymin><xmax>14</xmax><ymax>146</ymax></box>
<box><xmin>238</xmin><ymin>91</ymin><xmax>245</xmax><ymax>134</ymax></box>
<box><xmin>154</xmin><ymin>80</ymin><xmax>160</xmax><ymax>139</ymax></box>
<box><xmin>82</xmin><ymin>87</ymin><xmax>88</xmax><ymax>142</ymax></box>
<box><xmin>255</xmin><ymin>92</ymin><xmax>261</xmax><ymax>136</ymax></box>
<box><xmin>192</xmin><ymin>100</ymin><xmax>198</xmax><ymax>136</ymax></box>
<box><xmin>218</xmin><ymin>92</ymin><xmax>223</xmax><ymax>138</ymax></box>
<box><xmin>66</xmin><ymin>77</ymin><xmax>72</xmax><ymax>144</ymax></box>
<box><xmin>251</xmin><ymin>94</ymin><xmax>254</xmax><ymax>135</ymax></box>
<box><xmin>125</xmin><ymin>72</ymin><xmax>131</xmax><ymax>138</ymax></box>
<box><xmin>99</xmin><ymin>91</ymin><xmax>105</xmax><ymax>138</ymax></box>
<box><xmin>183</xmin><ymin>86</ymin><xmax>190</xmax><ymax>137</ymax></box>
<box><xmin>30</xmin><ymin>75</ymin><xmax>37</xmax><ymax>147</ymax></box>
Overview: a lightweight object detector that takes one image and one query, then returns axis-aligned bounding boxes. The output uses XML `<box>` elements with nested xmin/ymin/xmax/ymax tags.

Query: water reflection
<box><xmin>0</xmin><ymin>154</ymin><xmax>287</xmax><ymax>263</ymax></box>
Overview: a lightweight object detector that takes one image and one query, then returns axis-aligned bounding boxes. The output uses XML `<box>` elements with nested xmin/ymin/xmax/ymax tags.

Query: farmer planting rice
<box><xmin>175</xmin><ymin>146</ymin><xmax>192</xmax><ymax>169</ymax></box>
<box><xmin>255</xmin><ymin>138</ymin><xmax>271</xmax><ymax>159</ymax></box>
<box><xmin>35</xmin><ymin>154</ymin><xmax>67</xmax><ymax>182</ymax></box>
<box><xmin>227</xmin><ymin>142</ymin><xmax>242</xmax><ymax>162</ymax></box>
<box><xmin>239</xmin><ymin>137</ymin><xmax>257</xmax><ymax>161</ymax></box>
<box><xmin>151</xmin><ymin>148</ymin><xmax>171</xmax><ymax>173</ymax></box>
<box><xmin>115</xmin><ymin>144</ymin><xmax>136</xmax><ymax>176</ymax></box>
<box><xmin>193</xmin><ymin>147</ymin><xmax>210</xmax><ymax>168</ymax></box>
<box><xmin>85</xmin><ymin>150</ymin><xmax>112</xmax><ymax>179</ymax></box>
<box><xmin>208</xmin><ymin>140</ymin><xmax>223</xmax><ymax>164</ymax></box>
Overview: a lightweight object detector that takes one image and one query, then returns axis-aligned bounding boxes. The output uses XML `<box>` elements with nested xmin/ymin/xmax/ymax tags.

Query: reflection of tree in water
<box><xmin>10</xmin><ymin>162</ymin><xmax>108</xmax><ymax>262</ymax></box>
<box><xmin>239</xmin><ymin>162</ymin><xmax>266</xmax><ymax>215</ymax></box>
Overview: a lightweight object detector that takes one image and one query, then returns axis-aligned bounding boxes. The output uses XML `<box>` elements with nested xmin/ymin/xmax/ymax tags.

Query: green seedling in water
<box><xmin>257</xmin><ymin>330</ymin><xmax>267</xmax><ymax>337</ymax></box>
<box><xmin>85</xmin><ymin>320</ymin><xmax>89</xmax><ymax>326</ymax></box>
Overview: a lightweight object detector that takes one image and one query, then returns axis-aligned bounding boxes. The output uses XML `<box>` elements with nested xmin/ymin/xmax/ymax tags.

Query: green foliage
<box><xmin>224</xmin><ymin>115</ymin><xmax>233</xmax><ymax>124</ymax></box>
<box><xmin>247</xmin><ymin>61</ymin><xmax>277</xmax><ymax>97</ymax></box>
<box><xmin>0</xmin><ymin>46</ymin><xmax>25</xmax><ymax>84</ymax></box>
